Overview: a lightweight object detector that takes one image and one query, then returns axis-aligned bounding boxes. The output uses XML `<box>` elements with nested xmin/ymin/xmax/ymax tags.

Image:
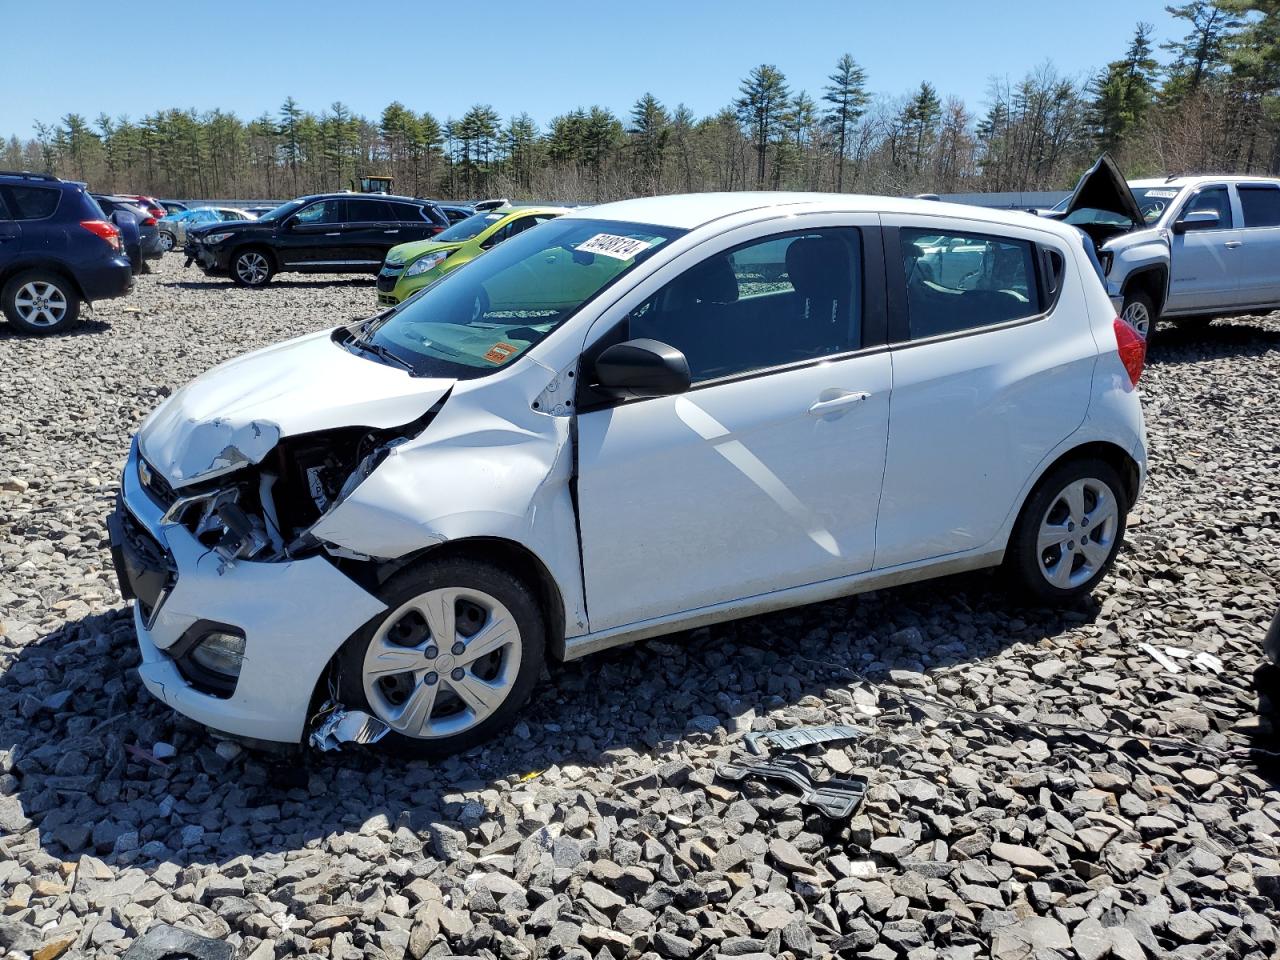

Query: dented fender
<box><xmin>310</xmin><ymin>363</ymin><xmax>589</xmax><ymax>637</ymax></box>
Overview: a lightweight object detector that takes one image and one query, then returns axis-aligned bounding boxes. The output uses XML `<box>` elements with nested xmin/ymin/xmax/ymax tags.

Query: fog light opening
<box><xmin>190</xmin><ymin>630</ymin><xmax>246</xmax><ymax>679</ymax></box>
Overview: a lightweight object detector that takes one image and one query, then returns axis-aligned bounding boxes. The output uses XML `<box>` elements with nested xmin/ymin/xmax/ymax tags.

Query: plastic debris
<box><xmin>309</xmin><ymin>700</ymin><xmax>390</xmax><ymax>752</ymax></box>
<box><xmin>717</xmin><ymin>755</ymin><xmax>868</xmax><ymax>818</ymax></box>
<box><xmin>1140</xmin><ymin>643</ymin><xmax>1182</xmax><ymax>674</ymax></box>
<box><xmin>121</xmin><ymin>922</ymin><xmax>233</xmax><ymax>960</ymax></box>
<box><xmin>151</xmin><ymin>741</ymin><xmax>177</xmax><ymax>760</ymax></box>
<box><xmin>1192</xmin><ymin>651</ymin><xmax>1223</xmax><ymax>674</ymax></box>
<box><xmin>744</xmin><ymin>722</ymin><xmax>869</xmax><ymax>755</ymax></box>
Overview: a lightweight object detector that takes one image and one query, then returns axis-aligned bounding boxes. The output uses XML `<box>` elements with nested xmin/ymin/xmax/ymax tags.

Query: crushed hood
<box><xmin>139</xmin><ymin>329</ymin><xmax>454</xmax><ymax>487</ymax></box>
<box><xmin>1056</xmin><ymin>153</ymin><xmax>1145</xmax><ymax>227</ymax></box>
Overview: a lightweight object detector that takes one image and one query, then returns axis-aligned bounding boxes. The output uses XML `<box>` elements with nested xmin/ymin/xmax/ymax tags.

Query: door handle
<box><xmin>383</xmin><ymin>229</ymin><xmax>400</xmax><ymax>234</ymax></box>
<box><xmin>1224</xmin><ymin>240</ymin><xmax>1243</xmax><ymax>248</ymax></box>
<box><xmin>324</xmin><ymin>231</ymin><xmax>341</xmax><ymax>236</ymax></box>
<box><xmin>808</xmin><ymin>391</ymin><xmax>870</xmax><ymax>418</ymax></box>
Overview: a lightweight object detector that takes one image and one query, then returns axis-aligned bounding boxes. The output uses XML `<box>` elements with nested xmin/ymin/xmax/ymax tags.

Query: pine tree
<box><xmin>1089</xmin><ymin>23</ymin><xmax>1160</xmax><ymax>153</ymax></box>
<box><xmin>735</xmin><ymin>64</ymin><xmax>789</xmax><ymax>186</ymax></box>
<box><xmin>822</xmin><ymin>54</ymin><xmax>870</xmax><ymax>190</ymax></box>
<box><xmin>629</xmin><ymin>93</ymin><xmax>670</xmax><ymax>193</ymax></box>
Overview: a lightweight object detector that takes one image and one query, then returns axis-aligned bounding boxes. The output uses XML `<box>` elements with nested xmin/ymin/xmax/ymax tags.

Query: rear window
<box><xmin>1238</xmin><ymin>185</ymin><xmax>1280</xmax><ymax>228</ymax></box>
<box><xmin>901</xmin><ymin>228</ymin><xmax>1042</xmax><ymax>339</ymax></box>
<box><xmin>7</xmin><ymin>186</ymin><xmax>60</xmax><ymax>220</ymax></box>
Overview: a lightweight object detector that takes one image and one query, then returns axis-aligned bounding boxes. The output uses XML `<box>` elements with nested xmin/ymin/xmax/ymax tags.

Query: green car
<box><xmin>376</xmin><ymin>205</ymin><xmax>571</xmax><ymax>307</ymax></box>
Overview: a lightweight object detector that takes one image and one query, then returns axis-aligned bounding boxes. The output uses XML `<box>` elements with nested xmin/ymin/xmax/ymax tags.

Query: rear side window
<box><xmin>1238</xmin><ymin>185</ymin><xmax>1280</xmax><ymax>227</ymax></box>
<box><xmin>900</xmin><ymin>228</ymin><xmax>1042</xmax><ymax>339</ymax></box>
<box><xmin>390</xmin><ymin>202</ymin><xmax>426</xmax><ymax>221</ymax></box>
<box><xmin>7</xmin><ymin>186</ymin><xmax>60</xmax><ymax>220</ymax></box>
<box><xmin>624</xmin><ymin>228</ymin><xmax>864</xmax><ymax>383</ymax></box>
<box><xmin>0</xmin><ymin>192</ymin><xmax>10</xmax><ymax>219</ymax></box>
<box><xmin>350</xmin><ymin>199</ymin><xmax>395</xmax><ymax>221</ymax></box>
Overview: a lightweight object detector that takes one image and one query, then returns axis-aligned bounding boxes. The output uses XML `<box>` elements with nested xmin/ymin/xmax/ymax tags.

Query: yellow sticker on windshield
<box><xmin>576</xmin><ymin>233</ymin><xmax>654</xmax><ymax>260</ymax></box>
<box><xmin>484</xmin><ymin>342</ymin><xmax>519</xmax><ymax>364</ymax></box>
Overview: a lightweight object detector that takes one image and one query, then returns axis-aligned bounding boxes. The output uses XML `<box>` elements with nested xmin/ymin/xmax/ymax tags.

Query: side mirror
<box><xmin>1174</xmin><ymin>209</ymin><xmax>1220</xmax><ymax>234</ymax></box>
<box><xmin>592</xmin><ymin>338</ymin><xmax>691</xmax><ymax>399</ymax></box>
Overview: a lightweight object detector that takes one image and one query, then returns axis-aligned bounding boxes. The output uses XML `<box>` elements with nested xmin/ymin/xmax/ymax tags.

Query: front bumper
<box><xmin>376</xmin><ymin>264</ymin><xmax>405</xmax><ymax>308</ymax></box>
<box><xmin>186</xmin><ymin>241</ymin><xmax>229</xmax><ymax>272</ymax></box>
<box><xmin>108</xmin><ymin>441</ymin><xmax>387</xmax><ymax>742</ymax></box>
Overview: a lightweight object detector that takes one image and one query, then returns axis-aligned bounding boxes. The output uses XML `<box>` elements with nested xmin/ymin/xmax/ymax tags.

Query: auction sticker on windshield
<box><xmin>1143</xmin><ymin>189</ymin><xmax>1180</xmax><ymax>199</ymax></box>
<box><xmin>576</xmin><ymin>233</ymin><xmax>655</xmax><ymax>260</ymax></box>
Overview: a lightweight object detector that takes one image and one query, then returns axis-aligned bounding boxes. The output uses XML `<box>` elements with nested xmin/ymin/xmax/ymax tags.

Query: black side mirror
<box><xmin>592</xmin><ymin>338</ymin><xmax>691</xmax><ymax>399</ymax></box>
<box><xmin>1174</xmin><ymin>209</ymin><xmax>1220</xmax><ymax>234</ymax></box>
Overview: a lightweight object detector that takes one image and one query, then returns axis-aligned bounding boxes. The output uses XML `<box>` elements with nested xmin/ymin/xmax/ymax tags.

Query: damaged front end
<box><xmin>139</xmin><ymin>400</ymin><xmax>445</xmax><ymax>569</ymax></box>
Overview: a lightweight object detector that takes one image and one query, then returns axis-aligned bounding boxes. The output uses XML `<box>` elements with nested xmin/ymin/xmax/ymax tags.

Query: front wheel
<box><xmin>159</xmin><ymin>231</ymin><xmax>176</xmax><ymax>252</ymax></box>
<box><xmin>336</xmin><ymin>557</ymin><xmax>545</xmax><ymax>758</ymax></box>
<box><xmin>1006</xmin><ymin>458</ymin><xmax>1128</xmax><ymax>605</ymax></box>
<box><xmin>230</xmin><ymin>248</ymin><xmax>274</xmax><ymax>287</ymax></box>
<box><xmin>1121</xmin><ymin>289</ymin><xmax>1155</xmax><ymax>340</ymax></box>
<box><xmin>1</xmin><ymin>270</ymin><xmax>82</xmax><ymax>335</ymax></box>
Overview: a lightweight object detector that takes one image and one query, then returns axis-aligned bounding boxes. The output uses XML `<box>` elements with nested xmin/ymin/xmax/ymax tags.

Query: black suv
<box><xmin>0</xmin><ymin>171</ymin><xmax>133</xmax><ymax>334</ymax></box>
<box><xmin>185</xmin><ymin>193</ymin><xmax>449</xmax><ymax>287</ymax></box>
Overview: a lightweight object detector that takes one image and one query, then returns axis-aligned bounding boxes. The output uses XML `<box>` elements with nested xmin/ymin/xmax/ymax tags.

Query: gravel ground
<box><xmin>1</xmin><ymin>255</ymin><xmax>1279</xmax><ymax>960</ymax></box>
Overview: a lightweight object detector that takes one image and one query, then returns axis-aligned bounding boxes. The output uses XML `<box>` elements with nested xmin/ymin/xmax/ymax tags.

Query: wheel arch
<box><xmin>0</xmin><ymin>260</ymin><xmax>88</xmax><ymax>304</ymax></box>
<box><xmin>1122</xmin><ymin>265</ymin><xmax>1169</xmax><ymax>319</ymax></box>
<box><xmin>1020</xmin><ymin>440</ymin><xmax>1141</xmax><ymax>520</ymax></box>
<box><xmin>229</xmin><ymin>242</ymin><xmax>278</xmax><ymax>272</ymax></box>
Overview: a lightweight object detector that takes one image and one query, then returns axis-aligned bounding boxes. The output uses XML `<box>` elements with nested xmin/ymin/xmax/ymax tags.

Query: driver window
<box><xmin>623</xmin><ymin>228</ymin><xmax>863</xmax><ymax>383</ymax></box>
<box><xmin>1181</xmin><ymin>187</ymin><xmax>1233</xmax><ymax>229</ymax></box>
<box><xmin>296</xmin><ymin>199</ymin><xmax>345</xmax><ymax>224</ymax></box>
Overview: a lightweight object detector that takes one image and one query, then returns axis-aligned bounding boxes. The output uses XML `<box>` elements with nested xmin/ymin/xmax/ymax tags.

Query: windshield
<box><xmin>435</xmin><ymin>211</ymin><xmax>505</xmax><ymax>242</ymax></box>
<box><xmin>1132</xmin><ymin>186</ymin><xmax>1183</xmax><ymax>224</ymax></box>
<box><xmin>364</xmin><ymin>218</ymin><xmax>684</xmax><ymax>378</ymax></box>
<box><xmin>255</xmin><ymin>199</ymin><xmax>306</xmax><ymax>222</ymax></box>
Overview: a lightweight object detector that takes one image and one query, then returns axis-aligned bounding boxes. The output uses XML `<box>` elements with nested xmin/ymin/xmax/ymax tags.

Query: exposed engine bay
<box><xmin>144</xmin><ymin>402</ymin><xmax>443</xmax><ymax>568</ymax></box>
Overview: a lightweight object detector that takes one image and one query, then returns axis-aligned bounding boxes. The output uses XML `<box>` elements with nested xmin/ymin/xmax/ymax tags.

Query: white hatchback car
<box><xmin>109</xmin><ymin>193</ymin><xmax>1148</xmax><ymax>755</ymax></box>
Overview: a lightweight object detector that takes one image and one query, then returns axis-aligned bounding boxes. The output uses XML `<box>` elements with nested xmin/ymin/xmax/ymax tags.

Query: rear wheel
<box><xmin>1</xmin><ymin>270</ymin><xmax>81</xmax><ymax>335</ymax></box>
<box><xmin>159</xmin><ymin>231</ymin><xmax>176</xmax><ymax>252</ymax></box>
<box><xmin>230</xmin><ymin>248</ymin><xmax>274</xmax><ymax>287</ymax></box>
<box><xmin>336</xmin><ymin>557</ymin><xmax>545</xmax><ymax>758</ymax></box>
<box><xmin>1006</xmin><ymin>458</ymin><xmax>1128</xmax><ymax>605</ymax></box>
<box><xmin>1121</xmin><ymin>289</ymin><xmax>1155</xmax><ymax>340</ymax></box>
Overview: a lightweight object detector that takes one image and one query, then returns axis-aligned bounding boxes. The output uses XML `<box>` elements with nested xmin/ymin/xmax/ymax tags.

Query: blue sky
<box><xmin>2</xmin><ymin>0</ymin><xmax>1186</xmax><ymax>138</ymax></box>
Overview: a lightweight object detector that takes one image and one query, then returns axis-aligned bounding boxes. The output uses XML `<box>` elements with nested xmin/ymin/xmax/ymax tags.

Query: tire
<box><xmin>1</xmin><ymin>270</ymin><xmax>82</xmax><ymax>335</ymax></box>
<box><xmin>1120</xmin><ymin>289</ymin><xmax>1156</xmax><ymax>340</ymax></box>
<box><xmin>1005</xmin><ymin>457</ymin><xmax>1129</xmax><ymax>605</ymax></box>
<box><xmin>159</xmin><ymin>231</ymin><xmax>176</xmax><ymax>252</ymax></box>
<box><xmin>1173</xmin><ymin>315</ymin><xmax>1213</xmax><ymax>332</ymax></box>
<box><xmin>230</xmin><ymin>247</ymin><xmax>274</xmax><ymax>288</ymax></box>
<box><xmin>335</xmin><ymin>557</ymin><xmax>546</xmax><ymax>758</ymax></box>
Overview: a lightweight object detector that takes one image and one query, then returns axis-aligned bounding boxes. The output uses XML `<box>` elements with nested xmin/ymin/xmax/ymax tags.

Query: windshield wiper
<box><xmin>345</xmin><ymin>332</ymin><xmax>417</xmax><ymax>374</ymax></box>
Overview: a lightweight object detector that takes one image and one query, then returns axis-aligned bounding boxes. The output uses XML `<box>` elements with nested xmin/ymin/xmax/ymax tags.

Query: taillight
<box><xmin>80</xmin><ymin>219</ymin><xmax>122</xmax><ymax>252</ymax></box>
<box><xmin>1113</xmin><ymin>316</ymin><xmax>1146</xmax><ymax>386</ymax></box>
<box><xmin>430</xmin><ymin>225</ymin><xmax>444</xmax><ymax>234</ymax></box>
<box><xmin>148</xmin><ymin>207</ymin><xmax>165</xmax><ymax>219</ymax></box>
<box><xmin>142</xmin><ymin>216</ymin><xmax>157</xmax><ymax>227</ymax></box>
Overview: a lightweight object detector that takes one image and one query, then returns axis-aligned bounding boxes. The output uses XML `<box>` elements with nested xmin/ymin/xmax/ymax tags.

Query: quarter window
<box><xmin>7</xmin><ymin>186</ymin><xmax>60</xmax><ymax>220</ymax></box>
<box><xmin>900</xmin><ymin>228</ymin><xmax>1042</xmax><ymax>339</ymax></box>
<box><xmin>623</xmin><ymin>228</ymin><xmax>863</xmax><ymax>383</ymax></box>
<box><xmin>1238</xmin><ymin>185</ymin><xmax>1280</xmax><ymax>227</ymax></box>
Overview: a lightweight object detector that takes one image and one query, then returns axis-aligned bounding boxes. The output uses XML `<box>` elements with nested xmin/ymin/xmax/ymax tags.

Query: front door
<box><xmin>575</xmin><ymin>221</ymin><xmax>891</xmax><ymax>632</ymax></box>
<box><xmin>1166</xmin><ymin>184</ymin><xmax>1245</xmax><ymax>313</ymax></box>
<box><xmin>279</xmin><ymin>198</ymin><xmax>352</xmax><ymax>269</ymax></box>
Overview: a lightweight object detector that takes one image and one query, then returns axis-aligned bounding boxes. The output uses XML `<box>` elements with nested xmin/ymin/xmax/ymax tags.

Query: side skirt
<box><xmin>561</xmin><ymin>548</ymin><xmax>1004</xmax><ymax>661</ymax></box>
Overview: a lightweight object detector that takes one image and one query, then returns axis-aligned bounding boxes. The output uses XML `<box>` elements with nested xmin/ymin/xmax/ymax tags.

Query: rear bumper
<box><xmin>78</xmin><ymin>257</ymin><xmax>134</xmax><ymax>302</ymax></box>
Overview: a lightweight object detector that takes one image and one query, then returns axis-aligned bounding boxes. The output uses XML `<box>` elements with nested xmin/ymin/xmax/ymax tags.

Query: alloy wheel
<box><xmin>361</xmin><ymin>587</ymin><xmax>522</xmax><ymax>739</ymax></box>
<box><xmin>1036</xmin><ymin>477</ymin><xmax>1119</xmax><ymax>589</ymax></box>
<box><xmin>159</xmin><ymin>232</ymin><xmax>175</xmax><ymax>252</ymax></box>
<box><xmin>13</xmin><ymin>281</ymin><xmax>68</xmax><ymax>328</ymax></box>
<box><xmin>235</xmin><ymin>252</ymin><xmax>269</xmax><ymax>285</ymax></box>
<box><xmin>1122</xmin><ymin>300</ymin><xmax>1151</xmax><ymax>339</ymax></box>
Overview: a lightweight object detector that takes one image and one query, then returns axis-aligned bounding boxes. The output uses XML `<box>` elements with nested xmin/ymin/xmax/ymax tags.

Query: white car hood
<box><xmin>139</xmin><ymin>328</ymin><xmax>454</xmax><ymax>488</ymax></box>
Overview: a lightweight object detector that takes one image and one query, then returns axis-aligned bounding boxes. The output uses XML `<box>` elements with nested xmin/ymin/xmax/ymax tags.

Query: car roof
<box><xmin>494</xmin><ymin>204</ymin><xmax>574</xmax><ymax>216</ymax></box>
<box><xmin>562</xmin><ymin>191</ymin><xmax>1074</xmax><ymax>233</ymax></box>
<box><xmin>1129</xmin><ymin>175</ymin><xmax>1280</xmax><ymax>189</ymax></box>
<box><xmin>296</xmin><ymin>192</ymin><xmax>430</xmax><ymax>204</ymax></box>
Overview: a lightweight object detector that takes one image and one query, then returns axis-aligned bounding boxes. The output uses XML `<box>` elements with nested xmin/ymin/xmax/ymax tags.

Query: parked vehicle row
<box><xmin>1042</xmin><ymin>154</ymin><xmax>1280</xmax><ymax>338</ymax></box>
<box><xmin>92</xmin><ymin>194</ymin><xmax>163</xmax><ymax>275</ymax></box>
<box><xmin>110</xmin><ymin>192</ymin><xmax>1148</xmax><ymax>755</ymax></box>
<box><xmin>158</xmin><ymin>205</ymin><xmax>257</xmax><ymax>252</ymax></box>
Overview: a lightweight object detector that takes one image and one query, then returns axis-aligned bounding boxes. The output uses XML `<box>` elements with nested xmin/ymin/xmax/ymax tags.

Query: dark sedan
<box><xmin>93</xmin><ymin>195</ymin><xmax>163</xmax><ymax>274</ymax></box>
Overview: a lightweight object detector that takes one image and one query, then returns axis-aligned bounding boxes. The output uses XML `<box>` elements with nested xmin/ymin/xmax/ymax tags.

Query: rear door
<box><xmin>342</xmin><ymin>198</ymin><xmax>402</xmax><ymax>270</ymax></box>
<box><xmin>875</xmin><ymin>215</ymin><xmax>1096</xmax><ymax>568</ymax></box>
<box><xmin>1232</xmin><ymin>182</ymin><xmax>1280</xmax><ymax>307</ymax></box>
<box><xmin>0</xmin><ymin>191</ymin><xmax>20</xmax><ymax>252</ymax></box>
<box><xmin>1165</xmin><ymin>184</ymin><xmax>1245</xmax><ymax>313</ymax></box>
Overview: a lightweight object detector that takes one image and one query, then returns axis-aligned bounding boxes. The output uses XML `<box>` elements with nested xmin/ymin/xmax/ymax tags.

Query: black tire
<box><xmin>1120</xmin><ymin>288</ymin><xmax>1156</xmax><ymax>340</ymax></box>
<box><xmin>335</xmin><ymin>557</ymin><xmax>546</xmax><ymax>758</ymax></box>
<box><xmin>1005</xmin><ymin>457</ymin><xmax>1129</xmax><ymax>605</ymax></box>
<box><xmin>230</xmin><ymin>247</ymin><xmax>275</xmax><ymax>288</ymax></box>
<box><xmin>159</xmin><ymin>231</ymin><xmax>176</xmax><ymax>253</ymax></box>
<box><xmin>1</xmin><ymin>270</ymin><xmax>82</xmax><ymax>335</ymax></box>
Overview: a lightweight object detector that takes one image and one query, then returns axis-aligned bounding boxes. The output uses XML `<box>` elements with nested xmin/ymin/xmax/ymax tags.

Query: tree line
<box><xmin>4</xmin><ymin>2</ymin><xmax>1278</xmax><ymax>203</ymax></box>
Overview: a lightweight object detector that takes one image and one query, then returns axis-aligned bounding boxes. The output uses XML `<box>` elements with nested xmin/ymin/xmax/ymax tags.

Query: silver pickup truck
<box><xmin>1043</xmin><ymin>155</ymin><xmax>1280</xmax><ymax>338</ymax></box>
